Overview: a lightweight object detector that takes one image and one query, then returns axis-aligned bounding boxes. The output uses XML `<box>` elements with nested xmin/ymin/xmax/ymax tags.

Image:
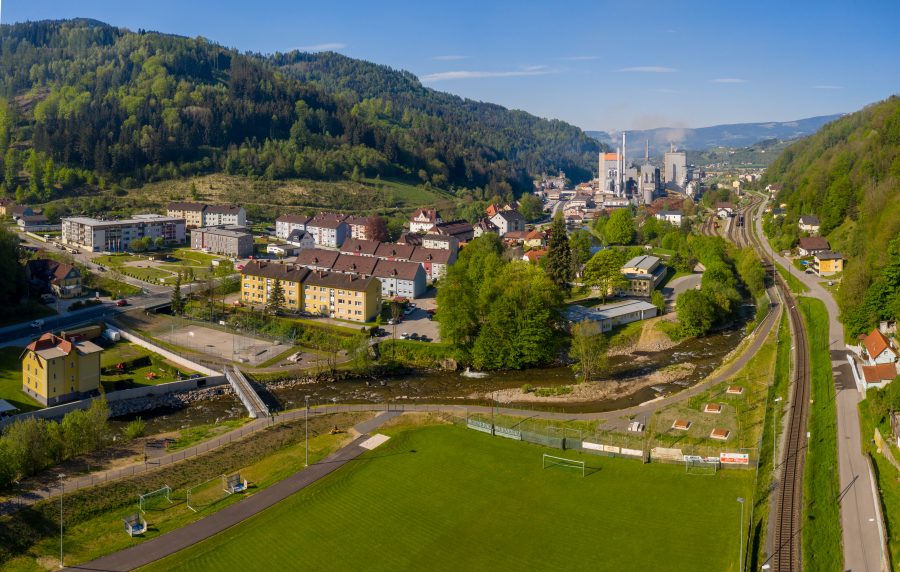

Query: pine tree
<box><xmin>544</xmin><ymin>214</ymin><xmax>572</xmax><ymax>291</ymax></box>
<box><xmin>267</xmin><ymin>279</ymin><xmax>285</xmax><ymax>315</ymax></box>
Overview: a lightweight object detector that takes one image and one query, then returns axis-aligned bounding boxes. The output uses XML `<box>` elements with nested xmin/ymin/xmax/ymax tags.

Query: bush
<box><xmin>123</xmin><ymin>418</ymin><xmax>147</xmax><ymax>441</ymax></box>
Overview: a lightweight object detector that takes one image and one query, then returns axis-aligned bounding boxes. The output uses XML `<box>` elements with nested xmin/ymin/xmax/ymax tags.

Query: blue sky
<box><xmin>4</xmin><ymin>0</ymin><xmax>898</xmax><ymax>131</ymax></box>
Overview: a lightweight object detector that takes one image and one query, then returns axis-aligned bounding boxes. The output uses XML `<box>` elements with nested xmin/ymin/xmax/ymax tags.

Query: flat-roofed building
<box><xmin>21</xmin><ymin>333</ymin><xmax>102</xmax><ymax>406</ymax></box>
<box><xmin>564</xmin><ymin>300</ymin><xmax>658</xmax><ymax>333</ymax></box>
<box><xmin>303</xmin><ymin>272</ymin><xmax>381</xmax><ymax>322</ymax></box>
<box><xmin>62</xmin><ymin>214</ymin><xmax>186</xmax><ymax>252</ymax></box>
<box><xmin>620</xmin><ymin>255</ymin><xmax>667</xmax><ymax>297</ymax></box>
<box><xmin>240</xmin><ymin>260</ymin><xmax>310</xmax><ymax>311</ymax></box>
<box><xmin>190</xmin><ymin>225</ymin><xmax>254</xmax><ymax>258</ymax></box>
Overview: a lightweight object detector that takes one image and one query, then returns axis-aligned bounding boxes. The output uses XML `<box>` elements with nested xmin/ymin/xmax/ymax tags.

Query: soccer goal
<box><xmin>138</xmin><ymin>485</ymin><xmax>173</xmax><ymax>513</ymax></box>
<box><xmin>187</xmin><ymin>477</ymin><xmax>228</xmax><ymax>512</ymax></box>
<box><xmin>542</xmin><ymin>454</ymin><xmax>585</xmax><ymax>477</ymax></box>
<box><xmin>684</xmin><ymin>458</ymin><xmax>720</xmax><ymax>475</ymax></box>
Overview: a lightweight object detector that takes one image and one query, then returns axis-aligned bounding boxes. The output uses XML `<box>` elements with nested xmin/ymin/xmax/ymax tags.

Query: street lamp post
<box><xmin>304</xmin><ymin>395</ymin><xmax>310</xmax><ymax>467</ymax></box>
<box><xmin>737</xmin><ymin>497</ymin><xmax>745</xmax><ymax>572</ymax></box>
<box><xmin>58</xmin><ymin>473</ymin><xmax>66</xmax><ymax>569</ymax></box>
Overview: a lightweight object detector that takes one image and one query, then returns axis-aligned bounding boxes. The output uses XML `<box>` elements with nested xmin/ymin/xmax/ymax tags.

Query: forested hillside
<box><xmin>763</xmin><ymin>96</ymin><xmax>900</xmax><ymax>336</ymax></box>
<box><xmin>0</xmin><ymin>19</ymin><xmax>598</xmax><ymax>207</ymax></box>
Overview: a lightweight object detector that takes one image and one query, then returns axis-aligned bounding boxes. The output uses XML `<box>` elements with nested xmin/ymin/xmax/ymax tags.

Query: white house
<box><xmin>306</xmin><ymin>214</ymin><xmax>349</xmax><ymax>248</ymax></box>
<box><xmin>490</xmin><ymin>210</ymin><xmax>526</xmax><ymax>236</ymax></box>
<box><xmin>410</xmin><ymin>208</ymin><xmax>442</xmax><ymax>234</ymax></box>
<box><xmin>275</xmin><ymin>214</ymin><xmax>311</xmax><ymax>240</ymax></box>
<box><xmin>286</xmin><ymin>228</ymin><xmax>315</xmax><ymax>250</ymax></box>
<box><xmin>798</xmin><ymin>215</ymin><xmax>821</xmax><ymax>235</ymax></box>
<box><xmin>655</xmin><ymin>211</ymin><xmax>683</xmax><ymax>226</ymax></box>
<box><xmin>716</xmin><ymin>203</ymin><xmax>735</xmax><ymax>219</ymax></box>
<box><xmin>862</xmin><ymin>329</ymin><xmax>898</xmax><ymax>365</ymax></box>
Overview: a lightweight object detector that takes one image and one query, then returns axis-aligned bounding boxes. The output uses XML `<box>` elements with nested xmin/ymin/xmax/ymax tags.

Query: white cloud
<box><xmin>812</xmin><ymin>84</ymin><xmax>843</xmax><ymax>90</ymax></box>
<box><xmin>710</xmin><ymin>78</ymin><xmax>748</xmax><ymax>84</ymax></box>
<box><xmin>421</xmin><ymin>67</ymin><xmax>553</xmax><ymax>82</ymax></box>
<box><xmin>293</xmin><ymin>42</ymin><xmax>346</xmax><ymax>52</ymax></box>
<box><xmin>618</xmin><ymin>66</ymin><xmax>677</xmax><ymax>73</ymax></box>
<box><xmin>433</xmin><ymin>55</ymin><xmax>468</xmax><ymax>61</ymax></box>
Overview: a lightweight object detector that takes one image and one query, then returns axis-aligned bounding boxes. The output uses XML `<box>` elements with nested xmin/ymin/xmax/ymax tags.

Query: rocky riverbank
<box><xmin>109</xmin><ymin>385</ymin><xmax>234</xmax><ymax>418</ymax></box>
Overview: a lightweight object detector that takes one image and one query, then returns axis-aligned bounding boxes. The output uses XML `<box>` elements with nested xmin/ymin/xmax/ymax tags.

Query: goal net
<box><xmin>684</xmin><ymin>459</ymin><xmax>719</xmax><ymax>475</ymax></box>
<box><xmin>186</xmin><ymin>477</ymin><xmax>230</xmax><ymax>512</ymax></box>
<box><xmin>138</xmin><ymin>485</ymin><xmax>173</xmax><ymax>513</ymax></box>
<box><xmin>542</xmin><ymin>454</ymin><xmax>585</xmax><ymax>477</ymax></box>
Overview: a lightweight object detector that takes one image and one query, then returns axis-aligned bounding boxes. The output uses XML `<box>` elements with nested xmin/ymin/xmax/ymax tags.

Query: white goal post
<box><xmin>684</xmin><ymin>457</ymin><xmax>720</xmax><ymax>475</ymax></box>
<box><xmin>138</xmin><ymin>485</ymin><xmax>173</xmax><ymax>513</ymax></box>
<box><xmin>542</xmin><ymin>454</ymin><xmax>585</xmax><ymax>477</ymax></box>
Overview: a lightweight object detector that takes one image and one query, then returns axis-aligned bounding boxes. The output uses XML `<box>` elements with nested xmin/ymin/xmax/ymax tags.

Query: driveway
<box><xmin>661</xmin><ymin>272</ymin><xmax>702</xmax><ymax>301</ymax></box>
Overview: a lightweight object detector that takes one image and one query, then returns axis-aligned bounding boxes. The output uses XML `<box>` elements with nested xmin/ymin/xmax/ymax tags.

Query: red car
<box><xmin>116</xmin><ymin>299</ymin><xmax>128</xmax><ymax>307</ymax></box>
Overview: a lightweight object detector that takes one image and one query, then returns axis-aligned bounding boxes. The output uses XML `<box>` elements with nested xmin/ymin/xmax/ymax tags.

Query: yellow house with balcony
<box><xmin>303</xmin><ymin>272</ymin><xmax>381</xmax><ymax>322</ymax></box>
<box><xmin>240</xmin><ymin>260</ymin><xmax>311</xmax><ymax>311</ymax></box>
<box><xmin>21</xmin><ymin>333</ymin><xmax>103</xmax><ymax>406</ymax></box>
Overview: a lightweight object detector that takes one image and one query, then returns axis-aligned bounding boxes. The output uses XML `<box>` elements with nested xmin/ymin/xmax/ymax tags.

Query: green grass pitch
<box><xmin>143</xmin><ymin>424</ymin><xmax>751</xmax><ymax>571</ymax></box>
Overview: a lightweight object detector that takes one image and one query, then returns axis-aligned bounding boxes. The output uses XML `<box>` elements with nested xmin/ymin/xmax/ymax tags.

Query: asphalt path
<box><xmin>754</xmin><ymin>200</ymin><xmax>884</xmax><ymax>572</ymax></box>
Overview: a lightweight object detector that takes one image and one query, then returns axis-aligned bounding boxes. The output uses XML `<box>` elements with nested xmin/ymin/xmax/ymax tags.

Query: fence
<box><xmin>108</xmin><ymin>323</ymin><xmax>221</xmax><ymax>376</ymax></box>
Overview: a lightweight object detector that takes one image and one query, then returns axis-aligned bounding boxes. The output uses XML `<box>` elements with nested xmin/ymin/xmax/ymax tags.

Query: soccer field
<box><xmin>143</xmin><ymin>423</ymin><xmax>751</xmax><ymax>571</ymax></box>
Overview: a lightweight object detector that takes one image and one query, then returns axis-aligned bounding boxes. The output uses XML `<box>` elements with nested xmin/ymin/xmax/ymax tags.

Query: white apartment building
<box><xmin>62</xmin><ymin>215</ymin><xmax>186</xmax><ymax>253</ymax></box>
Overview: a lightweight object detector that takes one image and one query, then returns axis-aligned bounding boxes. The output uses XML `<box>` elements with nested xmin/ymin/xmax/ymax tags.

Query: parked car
<box><xmin>400</xmin><ymin>332</ymin><xmax>409</xmax><ymax>339</ymax></box>
<box><xmin>410</xmin><ymin>333</ymin><xmax>419</xmax><ymax>340</ymax></box>
<box><xmin>30</xmin><ymin>319</ymin><xmax>44</xmax><ymax>328</ymax></box>
<box><xmin>403</xmin><ymin>306</ymin><xmax>414</xmax><ymax>316</ymax></box>
<box><xmin>116</xmin><ymin>299</ymin><xmax>128</xmax><ymax>307</ymax></box>
<box><xmin>189</xmin><ymin>373</ymin><xmax>202</xmax><ymax>379</ymax></box>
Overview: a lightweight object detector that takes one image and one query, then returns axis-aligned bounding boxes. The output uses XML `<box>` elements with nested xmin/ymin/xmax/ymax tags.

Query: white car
<box><xmin>400</xmin><ymin>332</ymin><xmax>409</xmax><ymax>339</ymax></box>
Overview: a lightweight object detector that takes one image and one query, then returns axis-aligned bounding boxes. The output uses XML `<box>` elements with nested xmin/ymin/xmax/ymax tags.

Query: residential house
<box><xmin>302</xmin><ymin>272</ymin><xmax>381</xmax><ymax>322</ymax></box>
<box><xmin>431</xmin><ymin>220</ymin><xmax>474</xmax><ymax>242</ymax></box>
<box><xmin>374</xmin><ymin>242</ymin><xmax>415</xmax><ymax>261</ymax></box>
<box><xmin>861</xmin><ymin>363</ymin><xmax>897</xmax><ymax>389</ymax></box>
<box><xmin>766</xmin><ymin>183</ymin><xmax>783</xmax><ymax>196</ymax></box>
<box><xmin>8</xmin><ymin>205</ymin><xmax>34</xmax><ymax>220</ymax></box>
<box><xmin>813</xmin><ymin>251</ymin><xmax>843</xmax><ymax>276</ymax></box>
<box><xmin>331</xmin><ymin>254</ymin><xmax>379</xmax><ymax>277</ymax></box>
<box><xmin>564</xmin><ymin>300</ymin><xmax>658</xmax><ymax>333</ymax></box>
<box><xmin>295</xmin><ymin>248</ymin><xmax>340</xmax><ymax>271</ymax></box>
<box><xmin>490</xmin><ymin>210</ymin><xmax>526</xmax><ymax>236</ymax></box>
<box><xmin>285</xmin><ymin>228</ymin><xmax>315</xmax><ymax>250</ymax></box>
<box><xmin>275</xmin><ymin>214</ymin><xmax>311</xmax><ymax>240</ymax></box>
<box><xmin>21</xmin><ymin>333</ymin><xmax>102</xmax><ymax>406</ymax></box>
<box><xmin>340</xmin><ymin>238</ymin><xmax>381</xmax><ymax>257</ymax></box>
<box><xmin>473</xmin><ymin>218</ymin><xmax>499</xmax><ymax>238</ymax></box>
<box><xmin>410</xmin><ymin>208</ymin><xmax>442</xmax><ymax>233</ymax></box>
<box><xmin>799</xmin><ymin>215</ymin><xmax>821</xmax><ymax>235</ymax></box>
<box><xmin>306</xmin><ymin>213</ymin><xmax>349</xmax><ymax>248</ymax></box>
<box><xmin>240</xmin><ymin>260</ymin><xmax>311</xmax><ymax>312</ymax></box>
<box><xmin>797</xmin><ymin>236</ymin><xmax>830</xmax><ymax>257</ymax></box>
<box><xmin>523</xmin><ymin>229</ymin><xmax>546</xmax><ymax>249</ymax></box>
<box><xmin>410</xmin><ymin>247</ymin><xmax>455</xmax><ymax>281</ymax></box>
<box><xmin>421</xmin><ymin>234</ymin><xmax>459</xmax><ymax>254</ymax></box>
<box><xmin>619</xmin><ymin>255</ymin><xmax>667</xmax><ymax>297</ymax></box>
<box><xmin>62</xmin><ymin>215</ymin><xmax>186</xmax><ymax>252</ymax></box>
<box><xmin>190</xmin><ymin>226</ymin><xmax>254</xmax><ymax>258</ymax></box>
<box><xmin>25</xmin><ymin>259</ymin><xmax>83</xmax><ymax>299</ymax></box>
<box><xmin>568</xmin><ymin>194</ymin><xmax>595</xmax><ymax>210</ymax></box>
<box><xmin>203</xmin><ymin>204</ymin><xmax>246</xmax><ymax>227</ymax></box>
<box><xmin>563</xmin><ymin>206</ymin><xmax>585</xmax><ymax>218</ymax></box>
<box><xmin>655</xmin><ymin>211</ymin><xmax>683</xmax><ymax>226</ymax></box>
<box><xmin>502</xmin><ymin>230</ymin><xmax>530</xmax><ymax>245</ymax></box>
<box><xmin>266</xmin><ymin>243</ymin><xmax>301</xmax><ymax>258</ymax></box>
<box><xmin>862</xmin><ymin>328</ymin><xmax>897</xmax><ymax>365</ymax></box>
<box><xmin>523</xmin><ymin>249</ymin><xmax>548</xmax><ymax>264</ymax></box>
<box><xmin>372</xmin><ymin>259</ymin><xmax>427</xmax><ymax>298</ymax></box>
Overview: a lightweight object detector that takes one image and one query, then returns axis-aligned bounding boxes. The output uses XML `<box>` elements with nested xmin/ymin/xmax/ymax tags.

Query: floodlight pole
<box><xmin>58</xmin><ymin>473</ymin><xmax>66</xmax><ymax>569</ymax></box>
<box><xmin>737</xmin><ymin>497</ymin><xmax>745</xmax><ymax>572</ymax></box>
<box><xmin>305</xmin><ymin>395</ymin><xmax>310</xmax><ymax>467</ymax></box>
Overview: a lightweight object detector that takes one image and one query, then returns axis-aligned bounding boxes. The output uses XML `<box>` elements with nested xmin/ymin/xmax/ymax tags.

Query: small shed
<box><xmin>710</xmin><ymin>428</ymin><xmax>731</xmax><ymax>441</ymax></box>
<box><xmin>672</xmin><ymin>419</ymin><xmax>692</xmax><ymax>431</ymax></box>
<box><xmin>703</xmin><ymin>403</ymin><xmax>723</xmax><ymax>414</ymax></box>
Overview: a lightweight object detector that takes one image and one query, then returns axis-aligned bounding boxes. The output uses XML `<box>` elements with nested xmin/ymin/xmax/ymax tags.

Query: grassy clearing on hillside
<box><xmin>799</xmin><ymin>298</ymin><xmax>842</xmax><ymax>571</ymax></box>
<box><xmin>0</xmin><ymin>347</ymin><xmax>42</xmax><ymax>412</ymax></box>
<box><xmin>144</xmin><ymin>423</ymin><xmax>752</xmax><ymax>572</ymax></box>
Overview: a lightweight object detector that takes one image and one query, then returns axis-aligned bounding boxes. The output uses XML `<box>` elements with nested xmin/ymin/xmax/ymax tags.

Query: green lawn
<box><xmin>798</xmin><ymin>298</ymin><xmax>842</xmax><ymax>571</ymax></box>
<box><xmin>0</xmin><ymin>347</ymin><xmax>42</xmax><ymax>412</ymax></box>
<box><xmin>99</xmin><ymin>342</ymin><xmax>195</xmax><ymax>391</ymax></box>
<box><xmin>775</xmin><ymin>262</ymin><xmax>809</xmax><ymax>293</ymax></box>
<box><xmin>144</xmin><ymin>423</ymin><xmax>752</xmax><ymax>572</ymax></box>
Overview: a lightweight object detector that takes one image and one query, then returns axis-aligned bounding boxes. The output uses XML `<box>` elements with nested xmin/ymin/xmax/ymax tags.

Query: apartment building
<box><xmin>240</xmin><ymin>261</ymin><xmax>311</xmax><ymax>312</ymax></box>
<box><xmin>62</xmin><ymin>214</ymin><xmax>186</xmax><ymax>252</ymax></box>
<box><xmin>275</xmin><ymin>214</ymin><xmax>312</xmax><ymax>240</ymax></box>
<box><xmin>619</xmin><ymin>255</ymin><xmax>667</xmax><ymax>297</ymax></box>
<box><xmin>21</xmin><ymin>333</ymin><xmax>102</xmax><ymax>406</ymax></box>
<box><xmin>306</xmin><ymin>214</ymin><xmax>349</xmax><ymax>248</ymax></box>
<box><xmin>167</xmin><ymin>202</ymin><xmax>246</xmax><ymax>228</ymax></box>
<box><xmin>190</xmin><ymin>226</ymin><xmax>254</xmax><ymax>258</ymax></box>
<box><xmin>373</xmin><ymin>259</ymin><xmax>427</xmax><ymax>298</ymax></box>
<box><xmin>345</xmin><ymin>215</ymin><xmax>373</xmax><ymax>240</ymax></box>
<box><xmin>303</xmin><ymin>272</ymin><xmax>381</xmax><ymax>322</ymax></box>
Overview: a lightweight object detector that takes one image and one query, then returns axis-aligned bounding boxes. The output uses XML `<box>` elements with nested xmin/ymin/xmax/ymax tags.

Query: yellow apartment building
<box><xmin>21</xmin><ymin>333</ymin><xmax>102</xmax><ymax>406</ymax></box>
<box><xmin>813</xmin><ymin>251</ymin><xmax>844</xmax><ymax>276</ymax></box>
<box><xmin>303</xmin><ymin>272</ymin><xmax>381</xmax><ymax>322</ymax></box>
<box><xmin>240</xmin><ymin>261</ymin><xmax>310</xmax><ymax>311</ymax></box>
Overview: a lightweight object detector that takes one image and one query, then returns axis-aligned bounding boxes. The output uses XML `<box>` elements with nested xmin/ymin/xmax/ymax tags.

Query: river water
<box><xmin>111</xmin><ymin>307</ymin><xmax>752</xmax><ymax>434</ymax></box>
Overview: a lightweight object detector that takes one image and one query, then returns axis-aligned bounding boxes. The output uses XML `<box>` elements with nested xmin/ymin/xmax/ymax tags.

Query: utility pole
<box><xmin>58</xmin><ymin>473</ymin><xmax>66</xmax><ymax>569</ymax></box>
<box><xmin>304</xmin><ymin>395</ymin><xmax>310</xmax><ymax>467</ymax></box>
<box><xmin>773</xmin><ymin>397</ymin><xmax>783</xmax><ymax>470</ymax></box>
<box><xmin>737</xmin><ymin>497</ymin><xmax>745</xmax><ymax>572</ymax></box>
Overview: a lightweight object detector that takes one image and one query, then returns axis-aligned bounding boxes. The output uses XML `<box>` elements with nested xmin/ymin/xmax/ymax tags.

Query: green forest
<box><xmin>763</xmin><ymin>96</ymin><xmax>900</xmax><ymax>336</ymax></box>
<box><xmin>0</xmin><ymin>19</ymin><xmax>599</xmax><ymax>210</ymax></box>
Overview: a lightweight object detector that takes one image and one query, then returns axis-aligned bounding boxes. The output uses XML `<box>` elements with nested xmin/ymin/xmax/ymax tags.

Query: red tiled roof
<box><xmin>295</xmin><ymin>248</ymin><xmax>340</xmax><ymax>269</ymax></box>
<box><xmin>374</xmin><ymin>242</ymin><xmax>415</xmax><ymax>260</ymax></box>
<box><xmin>862</xmin><ymin>363</ymin><xmax>897</xmax><ymax>383</ymax></box>
<box><xmin>798</xmin><ymin>237</ymin><xmax>830</xmax><ymax>251</ymax></box>
<box><xmin>331</xmin><ymin>254</ymin><xmax>378</xmax><ymax>275</ymax></box>
<box><xmin>340</xmin><ymin>238</ymin><xmax>381</xmax><ymax>256</ymax></box>
<box><xmin>373</xmin><ymin>259</ymin><xmax>422</xmax><ymax>281</ymax></box>
<box><xmin>410</xmin><ymin>247</ymin><xmax>452</xmax><ymax>265</ymax></box>
<box><xmin>863</xmin><ymin>329</ymin><xmax>893</xmax><ymax>361</ymax></box>
<box><xmin>524</xmin><ymin>249</ymin><xmax>548</xmax><ymax>263</ymax></box>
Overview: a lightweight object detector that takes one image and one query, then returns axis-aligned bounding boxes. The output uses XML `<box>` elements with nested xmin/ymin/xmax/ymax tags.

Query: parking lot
<box><xmin>386</xmin><ymin>302</ymin><xmax>441</xmax><ymax>343</ymax></box>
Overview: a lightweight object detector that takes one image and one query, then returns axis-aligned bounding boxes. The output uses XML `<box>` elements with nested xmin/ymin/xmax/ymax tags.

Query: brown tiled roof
<box><xmin>276</xmin><ymin>214</ymin><xmax>312</xmax><ymax>224</ymax></box>
<box><xmin>240</xmin><ymin>260</ymin><xmax>311</xmax><ymax>282</ymax></box>
<box><xmin>344</xmin><ymin>215</ymin><xmax>371</xmax><ymax>227</ymax></box>
<box><xmin>26</xmin><ymin>258</ymin><xmax>80</xmax><ymax>284</ymax></box>
<box><xmin>340</xmin><ymin>238</ymin><xmax>381</xmax><ymax>256</ymax></box>
<box><xmin>798</xmin><ymin>237</ymin><xmax>830</xmax><ymax>251</ymax></box>
<box><xmin>503</xmin><ymin>230</ymin><xmax>530</xmax><ymax>240</ymax></box>
<box><xmin>524</xmin><ymin>249</ymin><xmax>548</xmax><ymax>263</ymax></box>
<box><xmin>862</xmin><ymin>363</ymin><xmax>897</xmax><ymax>383</ymax></box>
<box><xmin>410</xmin><ymin>247</ymin><xmax>452</xmax><ymax>265</ymax></box>
<box><xmin>397</xmin><ymin>233</ymin><xmax>423</xmax><ymax>246</ymax></box>
<box><xmin>167</xmin><ymin>201</ymin><xmax>205</xmax><ymax>211</ymax></box>
<box><xmin>307</xmin><ymin>213</ymin><xmax>348</xmax><ymax>229</ymax></box>
<box><xmin>863</xmin><ymin>329</ymin><xmax>893</xmax><ymax>361</ymax></box>
<box><xmin>433</xmin><ymin>220</ymin><xmax>474</xmax><ymax>238</ymax></box>
<box><xmin>295</xmin><ymin>248</ymin><xmax>340</xmax><ymax>269</ymax></box>
<box><xmin>524</xmin><ymin>229</ymin><xmax>545</xmax><ymax>240</ymax></box>
<box><xmin>411</xmin><ymin>208</ymin><xmax>440</xmax><ymax>222</ymax></box>
<box><xmin>373</xmin><ymin>259</ymin><xmax>423</xmax><ymax>281</ymax></box>
<box><xmin>305</xmin><ymin>271</ymin><xmax>377</xmax><ymax>292</ymax></box>
<box><xmin>20</xmin><ymin>214</ymin><xmax>49</xmax><ymax>223</ymax></box>
<box><xmin>332</xmin><ymin>254</ymin><xmax>378</xmax><ymax>275</ymax></box>
<box><xmin>375</xmin><ymin>242</ymin><xmax>415</xmax><ymax>260</ymax></box>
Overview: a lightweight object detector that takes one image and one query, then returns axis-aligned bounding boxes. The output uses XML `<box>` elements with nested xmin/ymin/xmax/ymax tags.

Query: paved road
<box><xmin>660</xmin><ymin>272</ymin><xmax>702</xmax><ymax>302</ymax></box>
<box><xmin>68</xmin><ymin>411</ymin><xmax>401</xmax><ymax>571</ymax></box>
<box><xmin>754</xmin><ymin>202</ymin><xmax>884</xmax><ymax>572</ymax></box>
